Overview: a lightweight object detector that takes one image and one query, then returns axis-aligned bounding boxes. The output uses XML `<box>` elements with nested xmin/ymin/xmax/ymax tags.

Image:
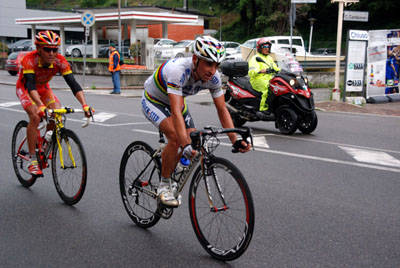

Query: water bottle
<box><xmin>176</xmin><ymin>157</ymin><xmax>190</xmax><ymax>172</ymax></box>
<box><xmin>174</xmin><ymin>157</ymin><xmax>190</xmax><ymax>182</ymax></box>
<box><xmin>44</xmin><ymin>130</ymin><xmax>53</xmax><ymax>142</ymax></box>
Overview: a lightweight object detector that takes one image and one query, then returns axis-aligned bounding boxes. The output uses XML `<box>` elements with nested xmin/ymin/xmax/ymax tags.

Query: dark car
<box><xmin>8</xmin><ymin>39</ymin><xmax>33</xmax><ymax>54</ymax></box>
<box><xmin>314</xmin><ymin>48</ymin><xmax>336</xmax><ymax>55</ymax></box>
<box><xmin>5</xmin><ymin>51</ymin><xmax>29</xmax><ymax>76</ymax></box>
<box><xmin>98</xmin><ymin>45</ymin><xmax>130</xmax><ymax>58</ymax></box>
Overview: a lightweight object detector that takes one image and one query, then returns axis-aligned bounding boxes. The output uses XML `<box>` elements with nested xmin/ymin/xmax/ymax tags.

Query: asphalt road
<box><xmin>0</xmin><ymin>79</ymin><xmax>400</xmax><ymax>267</ymax></box>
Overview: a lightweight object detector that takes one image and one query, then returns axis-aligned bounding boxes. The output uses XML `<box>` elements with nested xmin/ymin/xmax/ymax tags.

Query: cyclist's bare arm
<box><xmin>213</xmin><ymin>94</ymin><xmax>251</xmax><ymax>153</ymax></box>
<box><xmin>63</xmin><ymin>74</ymin><xmax>92</xmax><ymax>118</ymax></box>
<box><xmin>169</xmin><ymin>93</ymin><xmax>191</xmax><ymax>146</ymax></box>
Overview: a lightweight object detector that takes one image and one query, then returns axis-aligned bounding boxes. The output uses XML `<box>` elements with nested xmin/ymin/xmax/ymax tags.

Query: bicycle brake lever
<box><xmin>82</xmin><ymin>117</ymin><xmax>90</xmax><ymax>128</ymax></box>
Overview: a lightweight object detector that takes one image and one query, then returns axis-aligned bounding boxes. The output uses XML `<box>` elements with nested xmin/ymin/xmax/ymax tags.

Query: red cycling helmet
<box><xmin>257</xmin><ymin>38</ymin><xmax>272</xmax><ymax>53</ymax></box>
<box><xmin>35</xmin><ymin>30</ymin><xmax>61</xmax><ymax>47</ymax></box>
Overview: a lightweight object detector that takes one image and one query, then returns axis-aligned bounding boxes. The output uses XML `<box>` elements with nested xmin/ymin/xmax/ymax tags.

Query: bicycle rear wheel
<box><xmin>11</xmin><ymin>120</ymin><xmax>37</xmax><ymax>187</ymax></box>
<box><xmin>119</xmin><ymin>141</ymin><xmax>161</xmax><ymax>228</ymax></box>
<box><xmin>189</xmin><ymin>157</ymin><xmax>255</xmax><ymax>261</ymax></box>
<box><xmin>51</xmin><ymin>129</ymin><xmax>87</xmax><ymax>205</ymax></box>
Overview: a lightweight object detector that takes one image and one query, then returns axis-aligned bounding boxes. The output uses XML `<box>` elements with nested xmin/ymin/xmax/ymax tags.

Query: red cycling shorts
<box><xmin>16</xmin><ymin>83</ymin><xmax>60</xmax><ymax>110</ymax></box>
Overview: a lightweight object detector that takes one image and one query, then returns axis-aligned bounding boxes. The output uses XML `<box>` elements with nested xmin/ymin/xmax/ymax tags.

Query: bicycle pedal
<box><xmin>157</xmin><ymin>203</ymin><xmax>174</xmax><ymax>219</ymax></box>
<box><xmin>32</xmin><ymin>173</ymin><xmax>44</xmax><ymax>179</ymax></box>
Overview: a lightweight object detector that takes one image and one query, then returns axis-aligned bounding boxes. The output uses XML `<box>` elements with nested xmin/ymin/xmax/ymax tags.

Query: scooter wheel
<box><xmin>275</xmin><ymin>107</ymin><xmax>298</xmax><ymax>135</ymax></box>
<box><xmin>298</xmin><ymin>111</ymin><xmax>318</xmax><ymax>134</ymax></box>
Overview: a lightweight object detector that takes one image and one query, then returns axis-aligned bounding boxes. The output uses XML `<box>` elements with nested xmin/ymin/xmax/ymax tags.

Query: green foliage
<box><xmin>24</xmin><ymin>0</ymin><xmax>400</xmax><ymax>46</ymax></box>
<box><xmin>0</xmin><ymin>41</ymin><xmax>9</xmax><ymax>53</ymax></box>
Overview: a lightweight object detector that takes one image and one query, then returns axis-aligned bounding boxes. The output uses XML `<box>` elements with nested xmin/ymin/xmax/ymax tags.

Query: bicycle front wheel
<box><xmin>189</xmin><ymin>157</ymin><xmax>255</xmax><ymax>261</ymax></box>
<box><xmin>51</xmin><ymin>129</ymin><xmax>87</xmax><ymax>205</ymax></box>
<box><xmin>119</xmin><ymin>141</ymin><xmax>161</xmax><ymax>228</ymax></box>
<box><xmin>11</xmin><ymin>120</ymin><xmax>37</xmax><ymax>187</ymax></box>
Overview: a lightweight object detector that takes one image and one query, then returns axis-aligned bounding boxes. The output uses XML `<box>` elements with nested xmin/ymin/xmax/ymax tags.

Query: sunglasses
<box><xmin>261</xmin><ymin>44</ymin><xmax>271</xmax><ymax>49</ymax></box>
<box><xmin>43</xmin><ymin>47</ymin><xmax>58</xmax><ymax>53</ymax></box>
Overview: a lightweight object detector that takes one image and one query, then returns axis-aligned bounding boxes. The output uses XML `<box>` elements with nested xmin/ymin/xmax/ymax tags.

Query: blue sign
<box><xmin>81</xmin><ymin>11</ymin><xmax>95</xmax><ymax>27</ymax></box>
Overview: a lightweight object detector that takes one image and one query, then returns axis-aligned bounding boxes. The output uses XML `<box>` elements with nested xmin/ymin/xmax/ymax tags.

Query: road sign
<box><xmin>344</xmin><ymin>11</ymin><xmax>369</xmax><ymax>22</ymax></box>
<box><xmin>349</xmin><ymin>30</ymin><xmax>368</xmax><ymax>41</ymax></box>
<box><xmin>81</xmin><ymin>11</ymin><xmax>95</xmax><ymax>27</ymax></box>
<box><xmin>291</xmin><ymin>0</ymin><xmax>316</xmax><ymax>3</ymax></box>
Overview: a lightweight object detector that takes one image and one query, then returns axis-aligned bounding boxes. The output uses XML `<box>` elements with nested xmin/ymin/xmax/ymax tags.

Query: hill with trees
<box><xmin>26</xmin><ymin>0</ymin><xmax>400</xmax><ymax>49</ymax></box>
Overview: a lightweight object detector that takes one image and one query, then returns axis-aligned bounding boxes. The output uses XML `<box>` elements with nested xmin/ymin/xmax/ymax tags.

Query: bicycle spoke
<box><xmin>189</xmin><ymin>157</ymin><xmax>254</xmax><ymax>261</ymax></box>
<box><xmin>119</xmin><ymin>141</ymin><xmax>161</xmax><ymax>228</ymax></box>
<box><xmin>52</xmin><ymin>129</ymin><xmax>87</xmax><ymax>205</ymax></box>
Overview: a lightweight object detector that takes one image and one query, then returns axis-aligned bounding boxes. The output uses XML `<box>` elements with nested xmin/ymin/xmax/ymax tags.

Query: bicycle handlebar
<box><xmin>46</xmin><ymin>107</ymin><xmax>93</xmax><ymax>128</ymax></box>
<box><xmin>190</xmin><ymin>126</ymin><xmax>254</xmax><ymax>152</ymax></box>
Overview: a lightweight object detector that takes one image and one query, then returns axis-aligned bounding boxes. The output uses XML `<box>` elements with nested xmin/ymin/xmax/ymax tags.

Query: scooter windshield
<box><xmin>274</xmin><ymin>49</ymin><xmax>303</xmax><ymax>75</ymax></box>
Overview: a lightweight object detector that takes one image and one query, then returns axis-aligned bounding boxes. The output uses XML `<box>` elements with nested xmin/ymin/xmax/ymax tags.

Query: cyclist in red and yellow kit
<box><xmin>16</xmin><ymin>30</ymin><xmax>94</xmax><ymax>176</ymax></box>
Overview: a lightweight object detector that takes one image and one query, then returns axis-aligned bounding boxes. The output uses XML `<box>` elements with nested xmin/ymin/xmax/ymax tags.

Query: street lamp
<box><xmin>308</xmin><ymin>18</ymin><xmax>316</xmax><ymax>54</ymax></box>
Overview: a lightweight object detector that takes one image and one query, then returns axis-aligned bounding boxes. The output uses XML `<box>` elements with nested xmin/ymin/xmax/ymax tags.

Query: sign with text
<box><xmin>349</xmin><ymin>30</ymin><xmax>368</xmax><ymax>41</ymax></box>
<box><xmin>345</xmin><ymin>40</ymin><xmax>367</xmax><ymax>92</ymax></box>
<box><xmin>344</xmin><ymin>11</ymin><xmax>369</xmax><ymax>22</ymax></box>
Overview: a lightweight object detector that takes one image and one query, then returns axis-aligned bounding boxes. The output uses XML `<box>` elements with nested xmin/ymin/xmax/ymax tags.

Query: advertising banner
<box><xmin>345</xmin><ymin>31</ymin><xmax>368</xmax><ymax>93</ymax></box>
<box><xmin>367</xmin><ymin>29</ymin><xmax>400</xmax><ymax>97</ymax></box>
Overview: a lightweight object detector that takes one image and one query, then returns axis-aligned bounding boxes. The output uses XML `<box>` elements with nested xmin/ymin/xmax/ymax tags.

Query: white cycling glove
<box><xmin>182</xmin><ymin>144</ymin><xmax>193</xmax><ymax>159</ymax></box>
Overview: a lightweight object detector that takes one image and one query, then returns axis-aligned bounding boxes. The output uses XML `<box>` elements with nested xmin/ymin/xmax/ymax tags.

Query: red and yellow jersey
<box><xmin>17</xmin><ymin>50</ymin><xmax>72</xmax><ymax>88</ymax></box>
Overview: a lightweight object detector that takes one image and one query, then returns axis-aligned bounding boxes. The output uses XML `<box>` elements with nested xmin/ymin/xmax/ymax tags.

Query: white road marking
<box><xmin>339</xmin><ymin>146</ymin><xmax>400</xmax><ymax>167</ymax></box>
<box><xmin>253</xmin><ymin>136</ymin><xmax>269</xmax><ymax>148</ymax></box>
<box><xmin>91</xmin><ymin>112</ymin><xmax>116</xmax><ymax>122</ymax></box>
<box><xmin>260</xmin><ymin>133</ymin><xmax>400</xmax><ymax>155</ymax></box>
<box><xmin>218</xmin><ymin>142</ymin><xmax>400</xmax><ymax>173</ymax></box>
<box><xmin>2</xmin><ymin>104</ymin><xmax>399</xmax><ymax>173</ymax></box>
<box><xmin>132</xmin><ymin>129</ymin><xmax>159</xmax><ymax>135</ymax></box>
<box><xmin>0</xmin><ymin>101</ymin><xmax>20</xmax><ymax>107</ymax></box>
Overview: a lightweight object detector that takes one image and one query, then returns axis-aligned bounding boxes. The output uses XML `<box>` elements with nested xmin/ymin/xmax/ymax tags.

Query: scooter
<box><xmin>221</xmin><ymin>56</ymin><xmax>318</xmax><ymax>135</ymax></box>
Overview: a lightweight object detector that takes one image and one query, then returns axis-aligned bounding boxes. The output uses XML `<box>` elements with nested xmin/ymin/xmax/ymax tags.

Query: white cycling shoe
<box><xmin>158</xmin><ymin>180</ymin><xmax>179</xmax><ymax>207</ymax></box>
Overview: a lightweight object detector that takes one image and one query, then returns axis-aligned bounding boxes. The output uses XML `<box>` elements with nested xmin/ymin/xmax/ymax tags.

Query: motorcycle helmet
<box><xmin>35</xmin><ymin>30</ymin><xmax>61</xmax><ymax>47</ymax></box>
<box><xmin>193</xmin><ymin>35</ymin><xmax>226</xmax><ymax>63</ymax></box>
<box><xmin>257</xmin><ymin>38</ymin><xmax>272</xmax><ymax>54</ymax></box>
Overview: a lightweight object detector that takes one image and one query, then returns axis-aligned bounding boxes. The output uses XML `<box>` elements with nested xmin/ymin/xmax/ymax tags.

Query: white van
<box><xmin>241</xmin><ymin>36</ymin><xmax>306</xmax><ymax>57</ymax></box>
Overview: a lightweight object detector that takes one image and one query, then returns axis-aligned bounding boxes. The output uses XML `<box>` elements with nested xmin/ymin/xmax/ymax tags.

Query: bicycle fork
<box><xmin>203</xmin><ymin>162</ymin><xmax>229</xmax><ymax>213</ymax></box>
<box><xmin>55</xmin><ymin>130</ymin><xmax>76</xmax><ymax>169</ymax></box>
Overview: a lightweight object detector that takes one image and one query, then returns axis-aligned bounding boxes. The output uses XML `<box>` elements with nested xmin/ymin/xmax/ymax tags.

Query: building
<box><xmin>1</xmin><ymin>0</ymin><xmax>211</xmax><ymax>57</ymax></box>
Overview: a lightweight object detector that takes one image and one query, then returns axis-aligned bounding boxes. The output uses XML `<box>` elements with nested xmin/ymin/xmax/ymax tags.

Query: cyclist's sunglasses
<box><xmin>261</xmin><ymin>44</ymin><xmax>271</xmax><ymax>49</ymax></box>
<box><xmin>43</xmin><ymin>47</ymin><xmax>58</xmax><ymax>53</ymax></box>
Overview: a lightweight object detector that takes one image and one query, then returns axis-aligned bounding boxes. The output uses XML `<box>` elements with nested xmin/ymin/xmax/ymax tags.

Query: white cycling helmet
<box><xmin>193</xmin><ymin>36</ymin><xmax>226</xmax><ymax>63</ymax></box>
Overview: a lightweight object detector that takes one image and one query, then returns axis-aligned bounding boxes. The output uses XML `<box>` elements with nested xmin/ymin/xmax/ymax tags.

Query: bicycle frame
<box><xmin>130</xmin><ymin>127</ymin><xmax>254</xmax><ymax>211</ymax></box>
<box><xmin>25</xmin><ymin>108</ymin><xmax>90</xmax><ymax>171</ymax></box>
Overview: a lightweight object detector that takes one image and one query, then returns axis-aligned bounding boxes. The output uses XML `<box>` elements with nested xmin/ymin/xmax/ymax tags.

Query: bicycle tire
<box><xmin>11</xmin><ymin>120</ymin><xmax>37</xmax><ymax>187</ymax></box>
<box><xmin>189</xmin><ymin>157</ymin><xmax>255</xmax><ymax>261</ymax></box>
<box><xmin>51</xmin><ymin>129</ymin><xmax>87</xmax><ymax>205</ymax></box>
<box><xmin>119</xmin><ymin>141</ymin><xmax>161</xmax><ymax>228</ymax></box>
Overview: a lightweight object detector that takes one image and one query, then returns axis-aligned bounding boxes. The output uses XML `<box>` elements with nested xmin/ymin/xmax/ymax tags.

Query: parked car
<box><xmin>98</xmin><ymin>45</ymin><xmax>130</xmax><ymax>58</ymax></box>
<box><xmin>154</xmin><ymin>38</ymin><xmax>176</xmax><ymax>48</ymax></box>
<box><xmin>65</xmin><ymin>40</ymin><xmax>109</xmax><ymax>57</ymax></box>
<box><xmin>171</xmin><ymin>40</ymin><xmax>194</xmax><ymax>58</ymax></box>
<box><xmin>222</xmin><ymin>41</ymin><xmax>240</xmax><ymax>54</ymax></box>
<box><xmin>7</xmin><ymin>39</ymin><xmax>33</xmax><ymax>54</ymax></box>
<box><xmin>313</xmin><ymin>48</ymin><xmax>336</xmax><ymax>55</ymax></box>
<box><xmin>5</xmin><ymin>51</ymin><xmax>28</xmax><ymax>76</ymax></box>
<box><xmin>224</xmin><ymin>46</ymin><xmax>243</xmax><ymax>61</ymax></box>
<box><xmin>242</xmin><ymin>36</ymin><xmax>306</xmax><ymax>56</ymax></box>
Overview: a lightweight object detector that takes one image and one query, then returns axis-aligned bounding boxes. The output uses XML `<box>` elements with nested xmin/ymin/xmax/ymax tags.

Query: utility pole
<box><xmin>331</xmin><ymin>0</ymin><xmax>359</xmax><ymax>101</ymax></box>
<box><xmin>118</xmin><ymin>0</ymin><xmax>122</xmax><ymax>52</ymax></box>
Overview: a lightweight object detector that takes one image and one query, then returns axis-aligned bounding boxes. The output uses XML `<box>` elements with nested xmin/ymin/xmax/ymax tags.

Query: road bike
<box><xmin>119</xmin><ymin>126</ymin><xmax>255</xmax><ymax>261</ymax></box>
<box><xmin>11</xmin><ymin>107</ymin><xmax>91</xmax><ymax>205</ymax></box>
